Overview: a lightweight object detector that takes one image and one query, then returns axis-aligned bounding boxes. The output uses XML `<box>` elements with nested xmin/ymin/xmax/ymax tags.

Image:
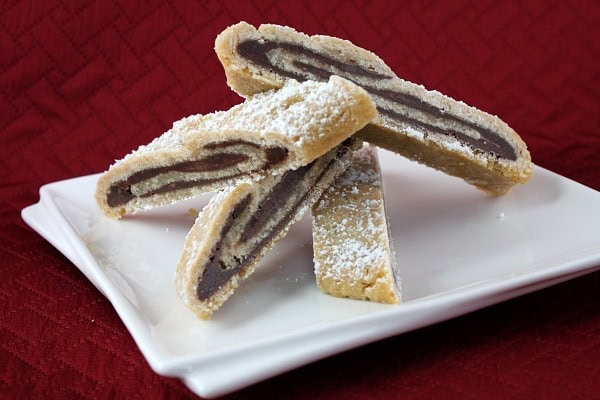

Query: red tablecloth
<box><xmin>2</xmin><ymin>1</ymin><xmax>599</xmax><ymax>399</ymax></box>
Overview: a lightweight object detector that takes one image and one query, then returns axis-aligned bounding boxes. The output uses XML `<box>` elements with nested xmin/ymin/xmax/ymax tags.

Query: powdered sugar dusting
<box><xmin>315</xmin><ymin>238</ymin><xmax>386</xmax><ymax>281</ymax></box>
<box><xmin>113</xmin><ymin>114</ymin><xmax>204</xmax><ymax>165</ymax></box>
<box><xmin>312</xmin><ymin>145</ymin><xmax>397</xmax><ymax>298</ymax></box>
<box><xmin>199</xmin><ymin>77</ymin><xmax>364</xmax><ymax>145</ymax></box>
<box><xmin>403</xmin><ymin>125</ymin><xmax>425</xmax><ymax>140</ymax></box>
<box><xmin>111</xmin><ymin>76</ymin><xmax>367</xmax><ymax>167</ymax></box>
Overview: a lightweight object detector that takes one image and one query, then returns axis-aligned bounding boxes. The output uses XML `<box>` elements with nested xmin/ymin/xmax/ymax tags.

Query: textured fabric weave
<box><xmin>2</xmin><ymin>1</ymin><xmax>599</xmax><ymax>398</ymax></box>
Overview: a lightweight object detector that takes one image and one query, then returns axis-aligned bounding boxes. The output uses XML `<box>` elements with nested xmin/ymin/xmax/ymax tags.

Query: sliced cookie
<box><xmin>96</xmin><ymin>76</ymin><xmax>376</xmax><ymax>218</ymax></box>
<box><xmin>312</xmin><ymin>144</ymin><xmax>400</xmax><ymax>304</ymax></box>
<box><xmin>176</xmin><ymin>139</ymin><xmax>361</xmax><ymax>319</ymax></box>
<box><xmin>215</xmin><ymin>22</ymin><xmax>533</xmax><ymax>195</ymax></box>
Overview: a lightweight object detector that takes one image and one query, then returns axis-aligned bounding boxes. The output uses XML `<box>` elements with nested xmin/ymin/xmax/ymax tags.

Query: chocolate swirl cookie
<box><xmin>95</xmin><ymin>77</ymin><xmax>376</xmax><ymax>218</ymax></box>
<box><xmin>215</xmin><ymin>22</ymin><xmax>533</xmax><ymax>194</ymax></box>
<box><xmin>176</xmin><ymin>139</ymin><xmax>360</xmax><ymax>319</ymax></box>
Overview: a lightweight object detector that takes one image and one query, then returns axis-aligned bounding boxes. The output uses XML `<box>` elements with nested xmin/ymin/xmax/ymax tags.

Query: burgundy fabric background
<box><xmin>2</xmin><ymin>1</ymin><xmax>599</xmax><ymax>398</ymax></box>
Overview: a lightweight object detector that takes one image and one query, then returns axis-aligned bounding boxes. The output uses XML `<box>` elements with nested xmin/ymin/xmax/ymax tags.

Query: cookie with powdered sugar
<box><xmin>312</xmin><ymin>144</ymin><xmax>400</xmax><ymax>304</ymax></box>
<box><xmin>215</xmin><ymin>21</ymin><xmax>533</xmax><ymax>195</ymax></box>
<box><xmin>176</xmin><ymin>139</ymin><xmax>360</xmax><ymax>319</ymax></box>
<box><xmin>95</xmin><ymin>76</ymin><xmax>376</xmax><ymax>219</ymax></box>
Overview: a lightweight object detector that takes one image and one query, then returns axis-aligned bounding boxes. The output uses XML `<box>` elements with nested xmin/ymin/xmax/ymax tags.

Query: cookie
<box><xmin>176</xmin><ymin>139</ymin><xmax>361</xmax><ymax>319</ymax></box>
<box><xmin>312</xmin><ymin>144</ymin><xmax>400</xmax><ymax>304</ymax></box>
<box><xmin>215</xmin><ymin>22</ymin><xmax>534</xmax><ymax>195</ymax></box>
<box><xmin>95</xmin><ymin>76</ymin><xmax>376</xmax><ymax>218</ymax></box>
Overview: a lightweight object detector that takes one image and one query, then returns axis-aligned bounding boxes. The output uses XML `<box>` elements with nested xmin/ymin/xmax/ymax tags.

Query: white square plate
<box><xmin>22</xmin><ymin>149</ymin><xmax>600</xmax><ymax>398</ymax></box>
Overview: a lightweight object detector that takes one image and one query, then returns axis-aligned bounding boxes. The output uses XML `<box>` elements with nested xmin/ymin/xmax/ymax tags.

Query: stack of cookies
<box><xmin>95</xmin><ymin>22</ymin><xmax>533</xmax><ymax>320</ymax></box>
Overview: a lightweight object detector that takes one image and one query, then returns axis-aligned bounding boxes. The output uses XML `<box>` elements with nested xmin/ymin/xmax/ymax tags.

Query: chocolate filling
<box><xmin>196</xmin><ymin>141</ymin><xmax>352</xmax><ymax>300</ymax></box>
<box><xmin>236</xmin><ymin>39</ymin><xmax>517</xmax><ymax>160</ymax></box>
<box><xmin>239</xmin><ymin>165</ymin><xmax>311</xmax><ymax>243</ymax></box>
<box><xmin>106</xmin><ymin>141</ymin><xmax>288</xmax><ymax>207</ymax></box>
<box><xmin>197</xmin><ymin>193</ymin><xmax>252</xmax><ymax>300</ymax></box>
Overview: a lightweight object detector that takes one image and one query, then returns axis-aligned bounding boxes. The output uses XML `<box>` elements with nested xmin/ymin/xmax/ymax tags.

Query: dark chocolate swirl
<box><xmin>196</xmin><ymin>140</ymin><xmax>353</xmax><ymax>300</ymax></box>
<box><xmin>237</xmin><ymin>39</ymin><xmax>517</xmax><ymax>160</ymax></box>
<box><xmin>107</xmin><ymin>140</ymin><xmax>288</xmax><ymax>207</ymax></box>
